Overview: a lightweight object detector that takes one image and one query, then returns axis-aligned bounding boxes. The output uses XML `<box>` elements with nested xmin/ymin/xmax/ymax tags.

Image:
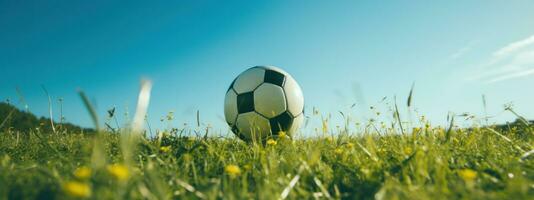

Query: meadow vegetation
<box><xmin>1</xmin><ymin>85</ymin><xmax>533</xmax><ymax>199</ymax></box>
<box><xmin>0</xmin><ymin>107</ymin><xmax>533</xmax><ymax>199</ymax></box>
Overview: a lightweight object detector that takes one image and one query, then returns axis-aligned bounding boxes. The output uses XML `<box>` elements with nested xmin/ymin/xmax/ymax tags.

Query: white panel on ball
<box><xmin>283</xmin><ymin>76</ymin><xmax>304</xmax><ymax>117</ymax></box>
<box><xmin>233</xmin><ymin>68</ymin><xmax>265</xmax><ymax>94</ymax></box>
<box><xmin>257</xmin><ymin>66</ymin><xmax>289</xmax><ymax>76</ymax></box>
<box><xmin>235</xmin><ymin>112</ymin><xmax>272</xmax><ymax>140</ymax></box>
<box><xmin>224</xmin><ymin>89</ymin><xmax>238</xmax><ymax>125</ymax></box>
<box><xmin>254</xmin><ymin>83</ymin><xmax>287</xmax><ymax>118</ymax></box>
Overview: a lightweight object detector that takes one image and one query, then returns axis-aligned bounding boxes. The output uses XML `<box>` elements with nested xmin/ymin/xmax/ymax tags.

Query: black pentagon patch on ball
<box><xmin>231</xmin><ymin>125</ymin><xmax>239</xmax><ymax>134</ymax></box>
<box><xmin>264</xmin><ymin>70</ymin><xmax>285</xmax><ymax>87</ymax></box>
<box><xmin>237</xmin><ymin>92</ymin><xmax>255</xmax><ymax>114</ymax></box>
<box><xmin>227</xmin><ymin>78</ymin><xmax>236</xmax><ymax>92</ymax></box>
<box><xmin>269</xmin><ymin>112</ymin><xmax>293</xmax><ymax>135</ymax></box>
<box><xmin>231</xmin><ymin>125</ymin><xmax>247</xmax><ymax>141</ymax></box>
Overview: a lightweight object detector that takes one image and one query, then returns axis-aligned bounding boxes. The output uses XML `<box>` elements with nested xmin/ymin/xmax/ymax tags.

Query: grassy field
<box><xmin>0</xmin><ymin>117</ymin><xmax>533</xmax><ymax>200</ymax></box>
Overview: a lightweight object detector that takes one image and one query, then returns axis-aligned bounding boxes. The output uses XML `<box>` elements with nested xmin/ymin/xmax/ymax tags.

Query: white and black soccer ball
<box><xmin>224</xmin><ymin>66</ymin><xmax>304</xmax><ymax>141</ymax></box>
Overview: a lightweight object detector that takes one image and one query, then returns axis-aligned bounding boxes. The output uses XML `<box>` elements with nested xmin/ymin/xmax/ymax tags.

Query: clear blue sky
<box><xmin>2</xmin><ymin>0</ymin><xmax>534</xmax><ymax>132</ymax></box>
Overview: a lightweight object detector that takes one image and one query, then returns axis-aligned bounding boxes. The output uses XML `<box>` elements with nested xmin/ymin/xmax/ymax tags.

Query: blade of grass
<box><xmin>132</xmin><ymin>79</ymin><xmax>152</xmax><ymax>133</ymax></box>
<box><xmin>313</xmin><ymin>177</ymin><xmax>332</xmax><ymax>199</ymax></box>
<box><xmin>197</xmin><ymin>110</ymin><xmax>200</xmax><ymax>127</ymax></box>
<box><xmin>77</xmin><ymin>89</ymin><xmax>107</xmax><ymax>170</ymax></box>
<box><xmin>280</xmin><ymin>165</ymin><xmax>305</xmax><ymax>199</ymax></box>
<box><xmin>356</xmin><ymin>141</ymin><xmax>378</xmax><ymax>161</ymax></box>
<box><xmin>0</xmin><ymin>108</ymin><xmax>15</xmax><ymax>130</ymax></box>
<box><xmin>175</xmin><ymin>179</ymin><xmax>206</xmax><ymax>199</ymax></box>
<box><xmin>444</xmin><ymin>115</ymin><xmax>454</xmax><ymax>142</ymax></box>
<box><xmin>504</xmin><ymin>106</ymin><xmax>533</xmax><ymax>135</ymax></box>
<box><xmin>41</xmin><ymin>85</ymin><xmax>56</xmax><ymax>134</ymax></box>
<box><xmin>486</xmin><ymin>127</ymin><xmax>525</xmax><ymax>153</ymax></box>
<box><xmin>407</xmin><ymin>82</ymin><xmax>415</xmax><ymax>107</ymax></box>
<box><xmin>78</xmin><ymin>89</ymin><xmax>100</xmax><ymax>131</ymax></box>
<box><xmin>394</xmin><ymin>96</ymin><xmax>405</xmax><ymax>135</ymax></box>
<box><xmin>521</xmin><ymin>149</ymin><xmax>534</xmax><ymax>160</ymax></box>
<box><xmin>123</xmin><ymin>79</ymin><xmax>152</xmax><ymax>167</ymax></box>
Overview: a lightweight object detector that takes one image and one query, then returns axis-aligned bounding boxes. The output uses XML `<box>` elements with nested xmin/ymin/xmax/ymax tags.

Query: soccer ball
<box><xmin>224</xmin><ymin>66</ymin><xmax>304</xmax><ymax>141</ymax></box>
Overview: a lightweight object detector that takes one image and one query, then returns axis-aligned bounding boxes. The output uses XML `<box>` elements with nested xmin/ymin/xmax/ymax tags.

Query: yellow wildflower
<box><xmin>334</xmin><ymin>148</ymin><xmax>344</xmax><ymax>155</ymax></box>
<box><xmin>74</xmin><ymin>166</ymin><xmax>92</xmax><ymax>180</ymax></box>
<box><xmin>326</xmin><ymin>137</ymin><xmax>333</xmax><ymax>143</ymax></box>
<box><xmin>225</xmin><ymin>164</ymin><xmax>241</xmax><ymax>176</ymax></box>
<box><xmin>63</xmin><ymin>181</ymin><xmax>91</xmax><ymax>198</ymax></box>
<box><xmin>459</xmin><ymin>169</ymin><xmax>477</xmax><ymax>181</ymax></box>
<box><xmin>107</xmin><ymin>164</ymin><xmax>129</xmax><ymax>181</ymax></box>
<box><xmin>378</xmin><ymin>148</ymin><xmax>386</xmax><ymax>153</ymax></box>
<box><xmin>266</xmin><ymin>139</ymin><xmax>277</xmax><ymax>146</ymax></box>
<box><xmin>404</xmin><ymin>147</ymin><xmax>413</xmax><ymax>155</ymax></box>
<box><xmin>346</xmin><ymin>142</ymin><xmax>354</xmax><ymax>149</ymax></box>
<box><xmin>160</xmin><ymin>146</ymin><xmax>172</xmax><ymax>153</ymax></box>
<box><xmin>278</xmin><ymin>131</ymin><xmax>287</xmax><ymax>139</ymax></box>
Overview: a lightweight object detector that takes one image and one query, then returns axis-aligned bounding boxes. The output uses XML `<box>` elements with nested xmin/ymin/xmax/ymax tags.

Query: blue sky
<box><xmin>2</xmin><ymin>0</ymin><xmax>534</xmax><ymax>133</ymax></box>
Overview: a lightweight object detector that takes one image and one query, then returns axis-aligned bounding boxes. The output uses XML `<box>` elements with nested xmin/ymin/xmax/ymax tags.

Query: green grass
<box><xmin>0</xmin><ymin>121</ymin><xmax>533</xmax><ymax>200</ymax></box>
